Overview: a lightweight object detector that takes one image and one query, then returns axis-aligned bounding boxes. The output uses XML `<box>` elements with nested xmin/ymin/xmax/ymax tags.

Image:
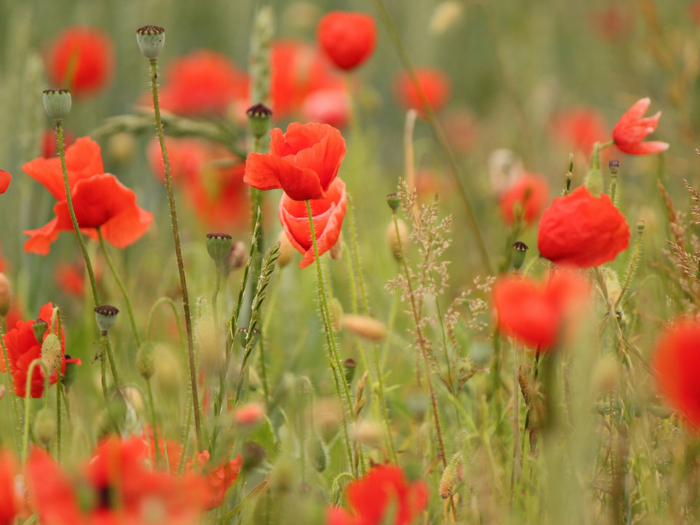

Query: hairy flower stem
<box><xmin>306</xmin><ymin>201</ymin><xmax>358</xmax><ymax>476</ymax></box>
<box><xmin>0</xmin><ymin>319</ymin><xmax>21</xmax><ymax>451</ymax></box>
<box><xmin>56</xmin><ymin>121</ymin><xmax>100</xmax><ymax>307</ymax></box>
<box><xmin>97</xmin><ymin>229</ymin><xmax>142</xmax><ymax>346</ymax></box>
<box><xmin>212</xmin><ymin>266</ymin><xmax>222</xmax><ymax>333</ymax></box>
<box><xmin>101</xmin><ymin>334</ymin><xmax>120</xmax><ymax>388</ymax></box>
<box><xmin>391</xmin><ymin>211</ymin><xmax>448</xmax><ymax>468</ymax></box>
<box><xmin>147</xmin><ymin>379</ymin><xmax>161</xmax><ymax>466</ymax></box>
<box><xmin>148</xmin><ymin>58</ymin><xmax>203</xmax><ymax>452</ymax></box>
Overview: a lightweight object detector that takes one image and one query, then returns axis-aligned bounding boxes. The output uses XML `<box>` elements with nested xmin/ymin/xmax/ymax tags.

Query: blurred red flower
<box><xmin>158</xmin><ymin>50</ymin><xmax>249</xmax><ymax>117</ymax></box>
<box><xmin>612</xmin><ymin>98</ymin><xmax>669</xmax><ymax>155</ymax></box>
<box><xmin>394</xmin><ymin>68</ymin><xmax>450</xmax><ymax>115</ymax></box>
<box><xmin>0</xmin><ymin>302</ymin><xmax>78</xmax><ymax>398</ymax></box>
<box><xmin>0</xmin><ymin>450</ymin><xmax>18</xmax><ymax>525</ymax></box>
<box><xmin>245</xmin><ymin>122</ymin><xmax>346</xmax><ymax>201</ymax></box>
<box><xmin>442</xmin><ymin>108</ymin><xmax>477</xmax><ymax>154</ymax></box>
<box><xmin>22</xmin><ymin>137</ymin><xmax>153</xmax><ymax>255</ymax></box>
<box><xmin>327</xmin><ymin>464</ymin><xmax>428</xmax><ymax>525</ymax></box>
<box><xmin>55</xmin><ymin>260</ymin><xmax>102</xmax><ymax>298</ymax></box>
<box><xmin>590</xmin><ymin>6</ymin><xmax>635</xmax><ymax>42</ymax></box>
<box><xmin>0</xmin><ymin>171</ymin><xmax>10</xmax><ymax>194</ymax></box>
<box><xmin>301</xmin><ymin>89</ymin><xmax>350</xmax><ymax>128</ymax></box>
<box><xmin>654</xmin><ymin>318</ymin><xmax>700</xmax><ymax>428</ymax></box>
<box><xmin>27</xmin><ymin>438</ymin><xmax>206</xmax><ymax>525</ymax></box>
<box><xmin>280</xmin><ymin>178</ymin><xmax>347</xmax><ymax>269</ymax></box>
<box><xmin>493</xmin><ymin>271</ymin><xmax>590</xmax><ymax>350</ymax></box>
<box><xmin>188</xmin><ymin>451</ymin><xmax>243</xmax><ymax>510</ymax></box>
<box><xmin>317</xmin><ymin>11</ymin><xmax>376</xmax><ymax>71</ymax></box>
<box><xmin>551</xmin><ymin>108</ymin><xmax>607</xmax><ymax>155</ymax></box>
<box><xmin>537</xmin><ymin>186</ymin><xmax>630</xmax><ymax>268</ymax></box>
<box><xmin>48</xmin><ymin>27</ymin><xmax>114</xmax><ymax>96</ymax></box>
<box><xmin>499</xmin><ymin>174</ymin><xmax>549</xmax><ymax>226</ymax></box>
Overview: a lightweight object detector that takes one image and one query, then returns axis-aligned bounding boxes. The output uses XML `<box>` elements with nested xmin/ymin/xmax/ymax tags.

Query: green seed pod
<box><xmin>32</xmin><ymin>319</ymin><xmax>49</xmax><ymax>343</ymax></box>
<box><xmin>206</xmin><ymin>233</ymin><xmax>233</xmax><ymax>264</ymax></box>
<box><xmin>62</xmin><ymin>354</ymin><xmax>79</xmax><ymax>388</ymax></box>
<box><xmin>94</xmin><ymin>305</ymin><xmax>119</xmax><ymax>335</ymax></box>
<box><xmin>512</xmin><ymin>241</ymin><xmax>528</xmax><ymax>271</ymax></box>
<box><xmin>34</xmin><ymin>407</ymin><xmax>56</xmax><ymax>447</ymax></box>
<box><xmin>136</xmin><ymin>25</ymin><xmax>165</xmax><ymax>60</ymax></box>
<box><xmin>41</xmin><ymin>333</ymin><xmax>61</xmax><ymax>374</ymax></box>
<box><xmin>308</xmin><ymin>434</ymin><xmax>328</xmax><ymax>473</ymax></box>
<box><xmin>43</xmin><ymin>89</ymin><xmax>72</xmax><ymax>120</ymax></box>
<box><xmin>342</xmin><ymin>358</ymin><xmax>356</xmax><ymax>384</ymax></box>
<box><xmin>136</xmin><ymin>341</ymin><xmax>156</xmax><ymax>380</ymax></box>
<box><xmin>386</xmin><ymin>193</ymin><xmax>401</xmax><ymax>211</ymax></box>
<box><xmin>246</xmin><ymin>103</ymin><xmax>272</xmax><ymax>140</ymax></box>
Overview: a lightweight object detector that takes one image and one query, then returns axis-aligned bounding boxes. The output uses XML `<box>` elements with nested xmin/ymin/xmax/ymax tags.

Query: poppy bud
<box><xmin>224</xmin><ymin>242</ymin><xmax>247</xmax><ymax>274</ymax></box>
<box><xmin>247</xmin><ymin>103</ymin><xmax>273</xmax><ymax>140</ymax></box>
<box><xmin>0</xmin><ymin>273</ymin><xmax>9</xmax><ymax>317</ymax></box>
<box><xmin>329</xmin><ymin>298</ymin><xmax>343</xmax><ymax>332</ymax></box>
<box><xmin>108</xmin><ymin>132</ymin><xmax>136</xmax><ymax>165</ymax></box>
<box><xmin>136</xmin><ymin>25</ymin><xmax>165</xmax><ymax>60</ymax></box>
<box><xmin>241</xmin><ymin>442</ymin><xmax>266</xmax><ymax>471</ymax></box>
<box><xmin>637</xmin><ymin>219</ymin><xmax>645</xmax><ymax>233</ymax></box>
<box><xmin>343</xmin><ymin>358</ymin><xmax>356</xmax><ymax>384</ymax></box>
<box><xmin>62</xmin><ymin>354</ymin><xmax>79</xmax><ymax>388</ymax></box>
<box><xmin>387</xmin><ymin>218</ymin><xmax>408</xmax><ymax>261</ymax></box>
<box><xmin>276</xmin><ymin>231</ymin><xmax>294</xmax><ymax>268</ymax></box>
<box><xmin>32</xmin><ymin>319</ymin><xmax>49</xmax><ymax>343</ymax></box>
<box><xmin>43</xmin><ymin>89</ymin><xmax>72</xmax><ymax>121</ymax></box>
<box><xmin>512</xmin><ymin>241</ymin><xmax>528</xmax><ymax>270</ymax></box>
<box><xmin>94</xmin><ymin>305</ymin><xmax>119</xmax><ymax>335</ymax></box>
<box><xmin>584</xmin><ymin>167</ymin><xmax>604</xmax><ymax>197</ymax></box>
<box><xmin>34</xmin><ymin>407</ymin><xmax>56</xmax><ymax>447</ymax></box>
<box><xmin>342</xmin><ymin>314</ymin><xmax>388</xmax><ymax>341</ymax></box>
<box><xmin>136</xmin><ymin>341</ymin><xmax>156</xmax><ymax>380</ymax></box>
<box><xmin>308</xmin><ymin>434</ymin><xmax>328</xmax><ymax>473</ymax></box>
<box><xmin>41</xmin><ymin>333</ymin><xmax>61</xmax><ymax>374</ymax></box>
<box><xmin>206</xmin><ymin>233</ymin><xmax>233</xmax><ymax>265</ymax></box>
<box><xmin>439</xmin><ymin>464</ymin><xmax>459</xmax><ymax>499</ymax></box>
<box><xmin>386</xmin><ymin>193</ymin><xmax>401</xmax><ymax>211</ymax></box>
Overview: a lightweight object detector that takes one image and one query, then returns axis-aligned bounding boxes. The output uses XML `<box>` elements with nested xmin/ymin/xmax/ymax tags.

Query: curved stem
<box><xmin>97</xmin><ymin>229</ymin><xmax>142</xmax><ymax>346</ymax></box>
<box><xmin>146</xmin><ymin>297</ymin><xmax>186</xmax><ymax>351</ymax></box>
<box><xmin>148</xmin><ymin>58</ymin><xmax>203</xmax><ymax>452</ymax></box>
<box><xmin>146</xmin><ymin>379</ymin><xmax>161</xmax><ymax>466</ymax></box>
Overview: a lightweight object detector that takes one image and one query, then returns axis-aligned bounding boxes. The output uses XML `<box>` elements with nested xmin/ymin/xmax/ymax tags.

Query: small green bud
<box><xmin>206</xmin><ymin>233</ymin><xmax>233</xmax><ymax>264</ymax></box>
<box><xmin>136</xmin><ymin>25</ymin><xmax>165</xmax><ymax>60</ymax></box>
<box><xmin>43</xmin><ymin>89</ymin><xmax>72</xmax><ymax>121</ymax></box>
<box><xmin>62</xmin><ymin>354</ymin><xmax>79</xmax><ymax>388</ymax></box>
<box><xmin>386</xmin><ymin>193</ymin><xmax>401</xmax><ymax>211</ymax></box>
<box><xmin>637</xmin><ymin>219</ymin><xmax>645</xmax><ymax>233</ymax></box>
<box><xmin>247</xmin><ymin>103</ymin><xmax>273</xmax><ymax>140</ymax></box>
<box><xmin>343</xmin><ymin>358</ymin><xmax>356</xmax><ymax>384</ymax></box>
<box><xmin>94</xmin><ymin>305</ymin><xmax>119</xmax><ymax>335</ymax></box>
<box><xmin>584</xmin><ymin>168</ymin><xmax>604</xmax><ymax>197</ymax></box>
<box><xmin>609</xmin><ymin>159</ymin><xmax>620</xmax><ymax>177</ymax></box>
<box><xmin>41</xmin><ymin>333</ymin><xmax>62</xmax><ymax>374</ymax></box>
<box><xmin>32</xmin><ymin>319</ymin><xmax>49</xmax><ymax>343</ymax></box>
<box><xmin>512</xmin><ymin>241</ymin><xmax>528</xmax><ymax>271</ymax></box>
<box><xmin>34</xmin><ymin>407</ymin><xmax>56</xmax><ymax>447</ymax></box>
<box><xmin>136</xmin><ymin>341</ymin><xmax>156</xmax><ymax>380</ymax></box>
<box><xmin>308</xmin><ymin>434</ymin><xmax>328</xmax><ymax>473</ymax></box>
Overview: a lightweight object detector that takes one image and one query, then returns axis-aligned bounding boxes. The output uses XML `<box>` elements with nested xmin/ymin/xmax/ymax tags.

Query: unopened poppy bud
<box><xmin>62</xmin><ymin>354</ymin><xmax>79</xmax><ymax>388</ymax></box>
<box><xmin>94</xmin><ymin>305</ymin><xmax>119</xmax><ymax>335</ymax></box>
<box><xmin>308</xmin><ymin>434</ymin><xmax>328</xmax><ymax>473</ymax></box>
<box><xmin>108</xmin><ymin>132</ymin><xmax>136</xmax><ymax>164</ymax></box>
<box><xmin>242</xmin><ymin>442</ymin><xmax>266</xmax><ymax>470</ymax></box>
<box><xmin>34</xmin><ymin>407</ymin><xmax>57</xmax><ymax>447</ymax></box>
<box><xmin>136</xmin><ymin>25</ymin><xmax>165</xmax><ymax>60</ymax></box>
<box><xmin>224</xmin><ymin>241</ymin><xmax>247</xmax><ymax>274</ymax></box>
<box><xmin>41</xmin><ymin>333</ymin><xmax>61</xmax><ymax>374</ymax></box>
<box><xmin>609</xmin><ymin>159</ymin><xmax>620</xmax><ymax>176</ymax></box>
<box><xmin>247</xmin><ymin>103</ymin><xmax>273</xmax><ymax>140</ymax></box>
<box><xmin>512</xmin><ymin>241</ymin><xmax>528</xmax><ymax>270</ymax></box>
<box><xmin>329</xmin><ymin>298</ymin><xmax>343</xmax><ymax>331</ymax></box>
<box><xmin>206</xmin><ymin>233</ymin><xmax>233</xmax><ymax>265</ymax></box>
<box><xmin>584</xmin><ymin>168</ymin><xmax>604</xmax><ymax>197</ymax></box>
<box><xmin>342</xmin><ymin>314</ymin><xmax>387</xmax><ymax>341</ymax></box>
<box><xmin>136</xmin><ymin>341</ymin><xmax>156</xmax><ymax>380</ymax></box>
<box><xmin>32</xmin><ymin>319</ymin><xmax>49</xmax><ymax>343</ymax></box>
<box><xmin>330</xmin><ymin>235</ymin><xmax>343</xmax><ymax>260</ymax></box>
<box><xmin>43</xmin><ymin>89</ymin><xmax>72</xmax><ymax>121</ymax></box>
<box><xmin>233</xmin><ymin>402</ymin><xmax>265</xmax><ymax>428</ymax></box>
<box><xmin>386</xmin><ymin>193</ymin><xmax>401</xmax><ymax>211</ymax></box>
<box><xmin>277</xmin><ymin>231</ymin><xmax>294</xmax><ymax>268</ymax></box>
<box><xmin>387</xmin><ymin>218</ymin><xmax>408</xmax><ymax>261</ymax></box>
<box><xmin>0</xmin><ymin>273</ymin><xmax>10</xmax><ymax>316</ymax></box>
<box><xmin>343</xmin><ymin>358</ymin><xmax>356</xmax><ymax>384</ymax></box>
<box><xmin>439</xmin><ymin>464</ymin><xmax>458</xmax><ymax>499</ymax></box>
<box><xmin>637</xmin><ymin>219</ymin><xmax>645</xmax><ymax>233</ymax></box>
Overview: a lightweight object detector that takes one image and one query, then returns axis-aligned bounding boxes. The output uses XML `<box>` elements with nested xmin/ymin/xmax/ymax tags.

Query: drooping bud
<box><xmin>584</xmin><ymin>167</ymin><xmax>604</xmax><ymax>197</ymax></box>
<box><xmin>341</xmin><ymin>314</ymin><xmax>387</xmax><ymax>341</ymax></box>
<box><xmin>277</xmin><ymin>231</ymin><xmax>294</xmax><ymax>268</ymax></box>
<box><xmin>512</xmin><ymin>241</ymin><xmax>528</xmax><ymax>271</ymax></box>
<box><xmin>32</xmin><ymin>319</ymin><xmax>49</xmax><ymax>343</ymax></box>
<box><xmin>343</xmin><ymin>358</ymin><xmax>357</xmax><ymax>384</ymax></box>
<box><xmin>94</xmin><ymin>305</ymin><xmax>119</xmax><ymax>335</ymax></box>
<box><xmin>386</xmin><ymin>193</ymin><xmax>401</xmax><ymax>211</ymax></box>
<box><xmin>136</xmin><ymin>25</ymin><xmax>165</xmax><ymax>60</ymax></box>
<box><xmin>329</xmin><ymin>298</ymin><xmax>343</xmax><ymax>332</ymax></box>
<box><xmin>43</xmin><ymin>89</ymin><xmax>71</xmax><ymax>121</ymax></box>
<box><xmin>136</xmin><ymin>341</ymin><xmax>156</xmax><ymax>380</ymax></box>
<box><xmin>206</xmin><ymin>233</ymin><xmax>233</xmax><ymax>265</ymax></box>
<box><xmin>439</xmin><ymin>464</ymin><xmax>459</xmax><ymax>499</ymax></box>
<box><xmin>0</xmin><ymin>273</ymin><xmax>9</xmax><ymax>316</ymax></box>
<box><xmin>41</xmin><ymin>333</ymin><xmax>62</xmax><ymax>374</ymax></box>
<box><xmin>247</xmin><ymin>103</ymin><xmax>273</xmax><ymax>140</ymax></box>
<box><xmin>62</xmin><ymin>355</ymin><xmax>80</xmax><ymax>388</ymax></box>
<box><xmin>223</xmin><ymin>241</ymin><xmax>247</xmax><ymax>274</ymax></box>
<box><xmin>308</xmin><ymin>434</ymin><xmax>328</xmax><ymax>473</ymax></box>
<box><xmin>34</xmin><ymin>407</ymin><xmax>57</xmax><ymax>447</ymax></box>
<box><xmin>386</xmin><ymin>218</ymin><xmax>408</xmax><ymax>261</ymax></box>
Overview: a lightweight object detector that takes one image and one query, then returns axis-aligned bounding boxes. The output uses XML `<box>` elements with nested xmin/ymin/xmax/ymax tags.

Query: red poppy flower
<box><xmin>394</xmin><ymin>68</ymin><xmax>451</xmax><ymax>115</ymax></box>
<box><xmin>551</xmin><ymin>108</ymin><xmax>607</xmax><ymax>155</ymax></box>
<box><xmin>612</xmin><ymin>98</ymin><xmax>669</xmax><ymax>155</ymax></box>
<box><xmin>280</xmin><ymin>177</ymin><xmax>347</xmax><ymax>269</ymax></box>
<box><xmin>0</xmin><ymin>171</ymin><xmax>10</xmax><ymax>194</ymax></box>
<box><xmin>271</xmin><ymin>40</ymin><xmax>345</xmax><ymax>118</ymax></box>
<box><xmin>0</xmin><ymin>450</ymin><xmax>18</xmax><ymax>525</ymax></box>
<box><xmin>493</xmin><ymin>271</ymin><xmax>590</xmax><ymax>350</ymax></box>
<box><xmin>245</xmin><ymin>122</ymin><xmax>346</xmax><ymax>202</ymax></box>
<box><xmin>1</xmin><ymin>302</ymin><xmax>78</xmax><ymax>398</ymax></box>
<box><xmin>301</xmin><ymin>89</ymin><xmax>350</xmax><ymax>128</ymax></box>
<box><xmin>48</xmin><ymin>27</ymin><xmax>114</xmax><ymax>96</ymax></box>
<box><xmin>653</xmin><ymin>318</ymin><xmax>700</xmax><ymax>429</ymax></box>
<box><xmin>27</xmin><ymin>438</ymin><xmax>206</xmax><ymax>525</ymax></box>
<box><xmin>317</xmin><ymin>11</ymin><xmax>376</xmax><ymax>71</ymax></box>
<box><xmin>328</xmin><ymin>465</ymin><xmax>428</xmax><ymax>525</ymax></box>
<box><xmin>537</xmin><ymin>186</ymin><xmax>630</xmax><ymax>268</ymax></box>
<box><xmin>157</xmin><ymin>51</ymin><xmax>249</xmax><ymax>117</ymax></box>
<box><xmin>55</xmin><ymin>260</ymin><xmax>102</xmax><ymax>298</ymax></box>
<box><xmin>499</xmin><ymin>174</ymin><xmax>549</xmax><ymax>226</ymax></box>
<box><xmin>188</xmin><ymin>451</ymin><xmax>243</xmax><ymax>510</ymax></box>
<box><xmin>22</xmin><ymin>137</ymin><xmax>153</xmax><ymax>255</ymax></box>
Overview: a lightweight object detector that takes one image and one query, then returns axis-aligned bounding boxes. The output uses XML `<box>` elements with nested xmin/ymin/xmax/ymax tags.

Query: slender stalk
<box><xmin>147</xmin><ymin>379</ymin><xmax>161</xmax><ymax>466</ymax></box>
<box><xmin>97</xmin><ymin>229</ymin><xmax>142</xmax><ymax>346</ymax></box>
<box><xmin>22</xmin><ymin>359</ymin><xmax>49</xmax><ymax>464</ymax></box>
<box><xmin>306</xmin><ymin>200</ymin><xmax>358</xmax><ymax>476</ymax></box>
<box><xmin>212</xmin><ymin>266</ymin><xmax>222</xmax><ymax>333</ymax></box>
<box><xmin>102</xmin><ymin>335</ymin><xmax>120</xmax><ymax>388</ymax></box>
<box><xmin>56</xmin><ymin>121</ymin><xmax>100</xmax><ymax>307</ymax></box>
<box><xmin>56</xmin><ymin>364</ymin><xmax>62</xmax><ymax>463</ymax></box>
<box><xmin>0</xmin><ymin>319</ymin><xmax>21</xmax><ymax>451</ymax></box>
<box><xmin>148</xmin><ymin>58</ymin><xmax>203</xmax><ymax>452</ymax></box>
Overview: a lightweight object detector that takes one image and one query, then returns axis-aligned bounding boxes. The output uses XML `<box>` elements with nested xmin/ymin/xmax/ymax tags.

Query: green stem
<box><xmin>212</xmin><ymin>266</ymin><xmax>222</xmax><ymax>334</ymax></box>
<box><xmin>102</xmin><ymin>335</ymin><xmax>120</xmax><ymax>389</ymax></box>
<box><xmin>56</xmin><ymin>121</ymin><xmax>100</xmax><ymax>307</ymax></box>
<box><xmin>56</xmin><ymin>363</ymin><xmax>62</xmax><ymax>464</ymax></box>
<box><xmin>22</xmin><ymin>359</ymin><xmax>48</xmax><ymax>464</ymax></box>
<box><xmin>148</xmin><ymin>58</ymin><xmax>203</xmax><ymax>452</ymax></box>
<box><xmin>0</xmin><ymin>318</ymin><xmax>21</xmax><ymax>452</ymax></box>
<box><xmin>147</xmin><ymin>298</ymin><xmax>186</xmax><ymax>352</ymax></box>
<box><xmin>147</xmin><ymin>379</ymin><xmax>161</xmax><ymax>466</ymax></box>
<box><xmin>306</xmin><ymin>200</ymin><xmax>358</xmax><ymax>476</ymax></box>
